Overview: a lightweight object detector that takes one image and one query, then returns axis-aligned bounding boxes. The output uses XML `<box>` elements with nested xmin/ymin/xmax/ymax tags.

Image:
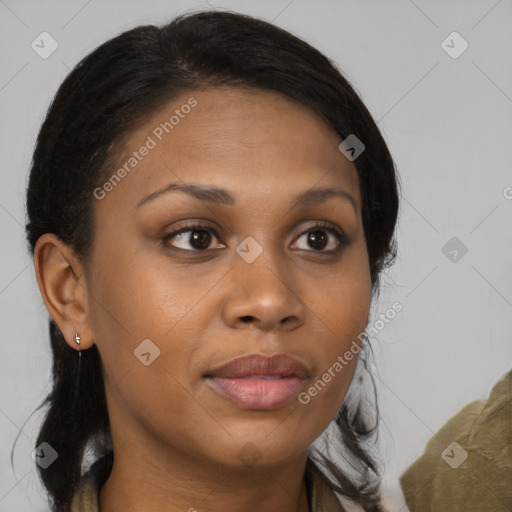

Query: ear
<box><xmin>33</xmin><ymin>233</ymin><xmax>95</xmax><ymax>351</ymax></box>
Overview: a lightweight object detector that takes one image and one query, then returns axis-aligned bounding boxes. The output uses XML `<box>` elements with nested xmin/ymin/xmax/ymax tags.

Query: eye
<box><xmin>162</xmin><ymin>224</ymin><xmax>225</xmax><ymax>251</ymax></box>
<box><xmin>162</xmin><ymin>221</ymin><xmax>348</xmax><ymax>253</ymax></box>
<box><xmin>291</xmin><ymin>222</ymin><xmax>347</xmax><ymax>252</ymax></box>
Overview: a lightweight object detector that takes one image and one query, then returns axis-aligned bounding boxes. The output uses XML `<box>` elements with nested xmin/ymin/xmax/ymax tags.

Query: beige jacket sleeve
<box><xmin>399</xmin><ymin>370</ymin><xmax>512</xmax><ymax>512</ymax></box>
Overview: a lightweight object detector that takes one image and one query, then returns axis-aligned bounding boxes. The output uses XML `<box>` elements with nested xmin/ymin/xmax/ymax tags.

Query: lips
<box><xmin>204</xmin><ymin>353</ymin><xmax>310</xmax><ymax>410</ymax></box>
<box><xmin>205</xmin><ymin>353</ymin><xmax>310</xmax><ymax>379</ymax></box>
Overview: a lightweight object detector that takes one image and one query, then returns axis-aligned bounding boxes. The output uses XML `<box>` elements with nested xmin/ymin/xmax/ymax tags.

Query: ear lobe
<box><xmin>33</xmin><ymin>233</ymin><xmax>94</xmax><ymax>350</ymax></box>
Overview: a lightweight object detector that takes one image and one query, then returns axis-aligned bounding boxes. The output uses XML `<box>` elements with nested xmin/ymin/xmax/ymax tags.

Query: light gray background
<box><xmin>1</xmin><ymin>1</ymin><xmax>511</xmax><ymax>511</ymax></box>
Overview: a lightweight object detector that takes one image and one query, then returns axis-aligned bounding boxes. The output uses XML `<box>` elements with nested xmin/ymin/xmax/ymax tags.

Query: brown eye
<box><xmin>306</xmin><ymin>230</ymin><xmax>329</xmax><ymax>250</ymax></box>
<box><xmin>163</xmin><ymin>225</ymin><xmax>225</xmax><ymax>251</ymax></box>
<box><xmin>292</xmin><ymin>222</ymin><xmax>347</xmax><ymax>252</ymax></box>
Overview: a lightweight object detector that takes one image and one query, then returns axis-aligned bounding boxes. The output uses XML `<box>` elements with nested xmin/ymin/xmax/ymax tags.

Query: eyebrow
<box><xmin>135</xmin><ymin>182</ymin><xmax>358</xmax><ymax>213</ymax></box>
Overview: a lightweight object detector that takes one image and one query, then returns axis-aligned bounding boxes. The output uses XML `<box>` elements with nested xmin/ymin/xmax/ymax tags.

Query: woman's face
<box><xmin>85</xmin><ymin>87</ymin><xmax>372</xmax><ymax>471</ymax></box>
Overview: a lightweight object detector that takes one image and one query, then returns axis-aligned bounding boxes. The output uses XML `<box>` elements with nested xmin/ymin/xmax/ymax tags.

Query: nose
<box><xmin>221</xmin><ymin>247</ymin><xmax>306</xmax><ymax>332</ymax></box>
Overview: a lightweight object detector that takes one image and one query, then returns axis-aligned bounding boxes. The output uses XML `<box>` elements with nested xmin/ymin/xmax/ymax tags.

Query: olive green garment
<box><xmin>70</xmin><ymin>455</ymin><xmax>345</xmax><ymax>512</ymax></box>
<box><xmin>400</xmin><ymin>370</ymin><xmax>512</xmax><ymax>512</ymax></box>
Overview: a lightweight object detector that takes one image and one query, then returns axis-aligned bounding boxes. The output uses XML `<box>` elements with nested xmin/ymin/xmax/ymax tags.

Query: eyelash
<box><xmin>162</xmin><ymin>221</ymin><xmax>348</xmax><ymax>253</ymax></box>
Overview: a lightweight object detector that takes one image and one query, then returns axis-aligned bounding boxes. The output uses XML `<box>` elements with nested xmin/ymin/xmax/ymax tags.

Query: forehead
<box><xmin>96</xmin><ymin>86</ymin><xmax>361</xmax><ymax>212</ymax></box>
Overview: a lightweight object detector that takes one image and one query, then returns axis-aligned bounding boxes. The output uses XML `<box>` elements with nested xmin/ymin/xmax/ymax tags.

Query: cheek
<box><xmin>85</xmin><ymin>255</ymin><xmax>205</xmax><ymax>437</ymax></box>
<box><xmin>85</xmin><ymin>244</ymin><xmax>219</xmax><ymax>401</ymax></box>
<box><xmin>311</xmin><ymin>245</ymin><xmax>372</xmax><ymax>342</ymax></box>
<box><xmin>300</xmin><ymin>251</ymin><xmax>371</xmax><ymax>413</ymax></box>
<box><xmin>295</xmin><ymin>307</ymin><xmax>366</xmax><ymax>439</ymax></box>
<box><xmin>87</xmin><ymin>242</ymin><xmax>200</xmax><ymax>337</ymax></box>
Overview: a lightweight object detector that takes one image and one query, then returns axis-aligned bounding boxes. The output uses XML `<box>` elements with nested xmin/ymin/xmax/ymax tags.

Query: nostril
<box><xmin>240</xmin><ymin>315</ymin><xmax>253</xmax><ymax>323</ymax></box>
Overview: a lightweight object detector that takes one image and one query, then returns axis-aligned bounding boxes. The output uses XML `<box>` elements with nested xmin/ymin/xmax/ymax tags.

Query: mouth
<box><xmin>203</xmin><ymin>353</ymin><xmax>310</xmax><ymax>410</ymax></box>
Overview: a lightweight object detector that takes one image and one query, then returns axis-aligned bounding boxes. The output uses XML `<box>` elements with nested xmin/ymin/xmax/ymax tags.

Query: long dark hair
<box><xmin>18</xmin><ymin>10</ymin><xmax>400</xmax><ymax>512</ymax></box>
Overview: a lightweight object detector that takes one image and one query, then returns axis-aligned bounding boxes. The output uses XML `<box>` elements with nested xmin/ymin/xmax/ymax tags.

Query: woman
<box><xmin>21</xmin><ymin>10</ymin><xmax>400</xmax><ymax>512</ymax></box>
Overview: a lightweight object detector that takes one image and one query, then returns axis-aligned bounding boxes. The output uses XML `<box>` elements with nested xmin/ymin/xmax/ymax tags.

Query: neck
<box><xmin>98</xmin><ymin>440</ymin><xmax>311</xmax><ymax>512</ymax></box>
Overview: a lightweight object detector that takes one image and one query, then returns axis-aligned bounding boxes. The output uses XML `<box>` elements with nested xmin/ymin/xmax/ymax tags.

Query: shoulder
<box><xmin>400</xmin><ymin>370</ymin><xmax>512</xmax><ymax>511</ymax></box>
